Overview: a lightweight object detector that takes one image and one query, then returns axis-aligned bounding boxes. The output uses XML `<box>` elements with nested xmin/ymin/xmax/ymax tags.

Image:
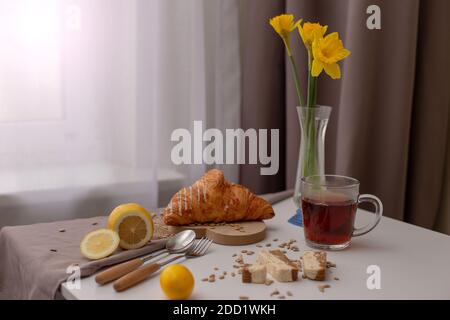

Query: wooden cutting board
<box><xmin>167</xmin><ymin>221</ymin><xmax>266</xmax><ymax>246</ymax></box>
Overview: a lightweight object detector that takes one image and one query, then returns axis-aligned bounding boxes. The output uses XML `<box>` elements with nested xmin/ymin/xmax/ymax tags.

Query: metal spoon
<box><xmin>95</xmin><ymin>230</ymin><xmax>196</xmax><ymax>285</ymax></box>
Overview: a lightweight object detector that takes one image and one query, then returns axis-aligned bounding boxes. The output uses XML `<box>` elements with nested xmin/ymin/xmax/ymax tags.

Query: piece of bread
<box><xmin>242</xmin><ymin>264</ymin><xmax>267</xmax><ymax>284</ymax></box>
<box><xmin>256</xmin><ymin>250</ymin><xmax>298</xmax><ymax>282</ymax></box>
<box><xmin>302</xmin><ymin>251</ymin><xmax>327</xmax><ymax>281</ymax></box>
<box><xmin>162</xmin><ymin>169</ymin><xmax>275</xmax><ymax>226</ymax></box>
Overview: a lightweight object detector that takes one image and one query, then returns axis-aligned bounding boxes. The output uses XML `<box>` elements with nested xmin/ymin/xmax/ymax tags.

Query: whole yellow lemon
<box><xmin>160</xmin><ymin>264</ymin><xmax>195</xmax><ymax>300</ymax></box>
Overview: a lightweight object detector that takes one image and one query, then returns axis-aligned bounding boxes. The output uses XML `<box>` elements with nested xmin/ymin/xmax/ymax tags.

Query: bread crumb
<box><xmin>219</xmin><ymin>275</ymin><xmax>225</xmax><ymax>280</ymax></box>
<box><xmin>273</xmin><ymin>238</ymin><xmax>278</xmax><ymax>242</ymax></box>
<box><xmin>318</xmin><ymin>284</ymin><xmax>331</xmax><ymax>293</ymax></box>
<box><xmin>265</xmin><ymin>279</ymin><xmax>274</xmax><ymax>286</ymax></box>
<box><xmin>239</xmin><ymin>296</ymin><xmax>249</xmax><ymax>300</ymax></box>
<box><xmin>270</xmin><ymin>289</ymin><xmax>279</xmax><ymax>297</ymax></box>
<box><xmin>202</xmin><ymin>278</ymin><xmax>208</xmax><ymax>282</ymax></box>
<box><xmin>214</xmin><ymin>267</ymin><xmax>219</xmax><ymax>271</ymax></box>
<box><xmin>327</xmin><ymin>261</ymin><xmax>336</xmax><ymax>268</ymax></box>
<box><xmin>292</xmin><ymin>260</ymin><xmax>302</xmax><ymax>271</ymax></box>
<box><xmin>286</xmin><ymin>291</ymin><xmax>293</xmax><ymax>297</ymax></box>
<box><xmin>231</xmin><ymin>272</ymin><xmax>236</xmax><ymax>277</ymax></box>
<box><xmin>265</xmin><ymin>243</ymin><xmax>271</xmax><ymax>247</ymax></box>
<box><xmin>241</xmin><ymin>250</ymin><xmax>247</xmax><ymax>253</ymax></box>
<box><xmin>279</xmin><ymin>295</ymin><xmax>285</xmax><ymax>299</ymax></box>
<box><xmin>58</xmin><ymin>229</ymin><xmax>66</xmax><ymax>233</ymax></box>
<box><xmin>334</xmin><ymin>277</ymin><xmax>340</xmax><ymax>281</ymax></box>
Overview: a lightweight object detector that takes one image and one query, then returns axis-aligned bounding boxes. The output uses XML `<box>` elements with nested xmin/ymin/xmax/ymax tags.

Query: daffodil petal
<box><xmin>269</xmin><ymin>14</ymin><xmax>299</xmax><ymax>41</ymax></box>
<box><xmin>299</xmin><ymin>22</ymin><xmax>328</xmax><ymax>50</ymax></box>
<box><xmin>312</xmin><ymin>59</ymin><xmax>324</xmax><ymax>77</ymax></box>
<box><xmin>340</xmin><ymin>48</ymin><xmax>351</xmax><ymax>59</ymax></box>
<box><xmin>298</xmin><ymin>24</ymin><xmax>306</xmax><ymax>43</ymax></box>
<box><xmin>292</xmin><ymin>19</ymin><xmax>302</xmax><ymax>31</ymax></box>
<box><xmin>326</xmin><ymin>32</ymin><xmax>339</xmax><ymax>41</ymax></box>
<box><xmin>324</xmin><ymin>63</ymin><xmax>341</xmax><ymax>79</ymax></box>
<box><xmin>269</xmin><ymin>19</ymin><xmax>278</xmax><ymax>34</ymax></box>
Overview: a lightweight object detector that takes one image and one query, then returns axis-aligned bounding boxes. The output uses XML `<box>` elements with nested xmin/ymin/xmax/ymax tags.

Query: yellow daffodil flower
<box><xmin>298</xmin><ymin>22</ymin><xmax>328</xmax><ymax>50</ymax></box>
<box><xmin>311</xmin><ymin>32</ymin><xmax>350</xmax><ymax>79</ymax></box>
<box><xmin>269</xmin><ymin>14</ymin><xmax>302</xmax><ymax>56</ymax></box>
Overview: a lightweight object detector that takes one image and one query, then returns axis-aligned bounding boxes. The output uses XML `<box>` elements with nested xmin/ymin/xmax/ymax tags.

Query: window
<box><xmin>0</xmin><ymin>0</ymin><xmax>241</xmax><ymax>227</ymax></box>
<box><xmin>0</xmin><ymin>0</ymin><xmax>159</xmax><ymax>226</ymax></box>
<box><xmin>0</xmin><ymin>0</ymin><xmax>62</xmax><ymax>122</ymax></box>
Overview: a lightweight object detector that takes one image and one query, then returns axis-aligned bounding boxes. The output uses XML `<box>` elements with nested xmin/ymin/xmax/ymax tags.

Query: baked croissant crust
<box><xmin>162</xmin><ymin>169</ymin><xmax>275</xmax><ymax>226</ymax></box>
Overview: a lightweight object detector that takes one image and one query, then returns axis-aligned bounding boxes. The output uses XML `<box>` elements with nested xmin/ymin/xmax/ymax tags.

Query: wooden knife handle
<box><xmin>95</xmin><ymin>259</ymin><xmax>144</xmax><ymax>285</ymax></box>
<box><xmin>113</xmin><ymin>263</ymin><xmax>161</xmax><ymax>292</ymax></box>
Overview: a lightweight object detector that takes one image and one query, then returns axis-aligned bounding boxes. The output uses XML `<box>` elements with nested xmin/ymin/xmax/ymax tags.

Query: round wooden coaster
<box><xmin>168</xmin><ymin>221</ymin><xmax>266</xmax><ymax>246</ymax></box>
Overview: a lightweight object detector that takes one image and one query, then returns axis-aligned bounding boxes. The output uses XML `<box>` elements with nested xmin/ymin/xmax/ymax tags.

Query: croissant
<box><xmin>162</xmin><ymin>169</ymin><xmax>275</xmax><ymax>226</ymax></box>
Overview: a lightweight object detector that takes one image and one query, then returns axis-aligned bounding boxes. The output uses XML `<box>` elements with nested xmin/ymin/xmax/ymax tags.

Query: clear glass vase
<box><xmin>293</xmin><ymin>106</ymin><xmax>332</xmax><ymax>207</ymax></box>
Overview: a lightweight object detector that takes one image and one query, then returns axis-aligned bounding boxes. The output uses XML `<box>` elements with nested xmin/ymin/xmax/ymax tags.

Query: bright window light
<box><xmin>0</xmin><ymin>0</ymin><xmax>63</xmax><ymax>122</ymax></box>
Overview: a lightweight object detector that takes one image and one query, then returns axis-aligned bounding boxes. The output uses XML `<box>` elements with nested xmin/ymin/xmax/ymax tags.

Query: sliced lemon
<box><xmin>80</xmin><ymin>229</ymin><xmax>120</xmax><ymax>260</ymax></box>
<box><xmin>107</xmin><ymin>203</ymin><xmax>154</xmax><ymax>250</ymax></box>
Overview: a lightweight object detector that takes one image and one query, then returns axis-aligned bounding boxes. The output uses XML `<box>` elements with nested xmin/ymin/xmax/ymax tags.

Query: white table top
<box><xmin>61</xmin><ymin>198</ymin><xmax>450</xmax><ymax>300</ymax></box>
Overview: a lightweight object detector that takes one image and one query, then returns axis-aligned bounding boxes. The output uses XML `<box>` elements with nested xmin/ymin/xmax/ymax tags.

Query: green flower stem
<box><xmin>307</xmin><ymin>51</ymin><xmax>318</xmax><ymax>107</ymax></box>
<box><xmin>303</xmin><ymin>51</ymin><xmax>318</xmax><ymax>178</ymax></box>
<box><xmin>287</xmin><ymin>54</ymin><xmax>305</xmax><ymax>107</ymax></box>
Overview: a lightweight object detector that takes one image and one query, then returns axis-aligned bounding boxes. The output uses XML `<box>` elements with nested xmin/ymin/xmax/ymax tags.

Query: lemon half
<box><xmin>80</xmin><ymin>229</ymin><xmax>120</xmax><ymax>260</ymax></box>
<box><xmin>107</xmin><ymin>203</ymin><xmax>154</xmax><ymax>250</ymax></box>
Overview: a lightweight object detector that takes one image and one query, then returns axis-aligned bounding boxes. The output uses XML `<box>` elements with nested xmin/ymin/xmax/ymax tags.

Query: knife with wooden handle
<box><xmin>95</xmin><ymin>259</ymin><xmax>145</xmax><ymax>285</ymax></box>
<box><xmin>113</xmin><ymin>255</ymin><xmax>183</xmax><ymax>292</ymax></box>
<box><xmin>95</xmin><ymin>249</ymin><xmax>168</xmax><ymax>285</ymax></box>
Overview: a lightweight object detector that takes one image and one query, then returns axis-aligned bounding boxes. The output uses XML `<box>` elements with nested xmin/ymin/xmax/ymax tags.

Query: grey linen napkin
<box><xmin>0</xmin><ymin>216</ymin><xmax>167</xmax><ymax>300</ymax></box>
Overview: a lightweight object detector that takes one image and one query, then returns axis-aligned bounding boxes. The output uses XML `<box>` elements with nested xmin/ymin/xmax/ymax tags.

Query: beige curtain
<box><xmin>240</xmin><ymin>0</ymin><xmax>450</xmax><ymax>231</ymax></box>
<box><xmin>435</xmin><ymin>107</ymin><xmax>450</xmax><ymax>234</ymax></box>
<box><xmin>239</xmin><ymin>0</ymin><xmax>287</xmax><ymax>193</ymax></box>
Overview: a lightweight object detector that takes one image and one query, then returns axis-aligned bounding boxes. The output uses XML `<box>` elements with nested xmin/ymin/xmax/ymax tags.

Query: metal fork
<box><xmin>113</xmin><ymin>237</ymin><xmax>213</xmax><ymax>292</ymax></box>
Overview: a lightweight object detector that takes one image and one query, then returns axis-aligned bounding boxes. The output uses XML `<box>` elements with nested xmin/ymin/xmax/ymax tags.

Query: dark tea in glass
<box><xmin>300</xmin><ymin>175</ymin><xmax>383</xmax><ymax>250</ymax></box>
<box><xmin>302</xmin><ymin>196</ymin><xmax>357</xmax><ymax>245</ymax></box>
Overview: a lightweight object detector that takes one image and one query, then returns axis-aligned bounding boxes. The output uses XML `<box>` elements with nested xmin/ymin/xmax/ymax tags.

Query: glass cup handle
<box><xmin>352</xmin><ymin>194</ymin><xmax>383</xmax><ymax>237</ymax></box>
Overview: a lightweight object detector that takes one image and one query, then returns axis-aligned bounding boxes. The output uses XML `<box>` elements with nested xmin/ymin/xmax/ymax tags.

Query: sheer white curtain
<box><xmin>0</xmin><ymin>0</ymin><xmax>157</xmax><ymax>226</ymax></box>
<box><xmin>0</xmin><ymin>0</ymin><xmax>241</xmax><ymax>227</ymax></box>
<box><xmin>154</xmin><ymin>0</ymin><xmax>241</xmax><ymax>186</ymax></box>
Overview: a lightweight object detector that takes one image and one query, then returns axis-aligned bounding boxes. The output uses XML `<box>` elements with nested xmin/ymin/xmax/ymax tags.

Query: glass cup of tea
<box><xmin>300</xmin><ymin>175</ymin><xmax>383</xmax><ymax>250</ymax></box>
